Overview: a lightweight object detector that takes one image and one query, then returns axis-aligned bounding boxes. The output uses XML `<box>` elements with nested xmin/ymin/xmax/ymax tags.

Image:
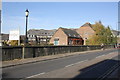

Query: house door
<box><xmin>54</xmin><ymin>39</ymin><xmax>59</xmax><ymax>45</ymax></box>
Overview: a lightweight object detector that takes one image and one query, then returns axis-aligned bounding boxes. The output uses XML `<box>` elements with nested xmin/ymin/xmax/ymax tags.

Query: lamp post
<box><xmin>84</xmin><ymin>37</ymin><xmax>87</xmax><ymax>45</ymax></box>
<box><xmin>111</xmin><ymin>35</ymin><xmax>113</xmax><ymax>44</ymax></box>
<box><xmin>25</xmin><ymin>9</ymin><xmax>29</xmax><ymax>45</ymax></box>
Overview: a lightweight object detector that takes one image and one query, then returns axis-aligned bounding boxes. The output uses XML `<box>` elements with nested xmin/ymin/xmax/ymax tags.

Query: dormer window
<box><xmin>69</xmin><ymin>34</ymin><xmax>71</xmax><ymax>36</ymax></box>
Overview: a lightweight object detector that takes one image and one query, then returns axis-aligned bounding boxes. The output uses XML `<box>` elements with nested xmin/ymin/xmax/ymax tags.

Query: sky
<box><xmin>2</xmin><ymin>2</ymin><xmax>118</xmax><ymax>35</ymax></box>
<box><xmin>2</xmin><ymin>0</ymin><xmax>120</xmax><ymax>2</ymax></box>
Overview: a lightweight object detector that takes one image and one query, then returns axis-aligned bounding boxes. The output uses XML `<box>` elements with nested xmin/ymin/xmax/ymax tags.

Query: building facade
<box><xmin>0</xmin><ymin>33</ymin><xmax>9</xmax><ymax>46</ymax></box>
<box><xmin>76</xmin><ymin>22</ymin><xmax>95</xmax><ymax>45</ymax></box>
<box><xmin>111</xmin><ymin>30</ymin><xmax>120</xmax><ymax>37</ymax></box>
<box><xmin>50</xmin><ymin>27</ymin><xmax>83</xmax><ymax>45</ymax></box>
<box><xmin>27</xmin><ymin>29</ymin><xmax>56</xmax><ymax>45</ymax></box>
<box><xmin>111</xmin><ymin>30</ymin><xmax>120</xmax><ymax>44</ymax></box>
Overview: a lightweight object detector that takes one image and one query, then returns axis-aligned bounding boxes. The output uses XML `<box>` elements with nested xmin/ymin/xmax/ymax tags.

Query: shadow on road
<box><xmin>71</xmin><ymin>59</ymin><xmax>120</xmax><ymax>80</ymax></box>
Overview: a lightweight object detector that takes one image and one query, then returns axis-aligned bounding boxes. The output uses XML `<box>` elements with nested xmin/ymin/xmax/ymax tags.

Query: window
<box><xmin>27</xmin><ymin>35</ymin><xmax>29</xmax><ymax>37</ymax></box>
<box><xmin>74</xmin><ymin>35</ymin><xmax>76</xmax><ymax>37</ymax></box>
<box><xmin>68</xmin><ymin>34</ymin><xmax>71</xmax><ymax>36</ymax></box>
<box><xmin>43</xmin><ymin>39</ymin><xmax>46</xmax><ymax>41</ymax></box>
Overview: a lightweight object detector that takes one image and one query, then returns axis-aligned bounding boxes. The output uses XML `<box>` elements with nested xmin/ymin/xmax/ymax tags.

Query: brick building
<box><xmin>76</xmin><ymin>22</ymin><xmax>95</xmax><ymax>45</ymax></box>
<box><xmin>50</xmin><ymin>27</ymin><xmax>83</xmax><ymax>45</ymax></box>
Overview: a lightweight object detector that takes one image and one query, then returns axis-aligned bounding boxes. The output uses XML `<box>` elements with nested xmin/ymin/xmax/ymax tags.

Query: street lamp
<box><xmin>84</xmin><ymin>37</ymin><xmax>87</xmax><ymax>45</ymax></box>
<box><xmin>25</xmin><ymin>9</ymin><xmax>29</xmax><ymax>45</ymax></box>
<box><xmin>111</xmin><ymin>35</ymin><xmax>113</xmax><ymax>43</ymax></box>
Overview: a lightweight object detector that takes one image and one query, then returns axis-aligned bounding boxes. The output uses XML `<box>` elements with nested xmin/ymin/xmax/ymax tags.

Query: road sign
<box><xmin>9</xmin><ymin>30</ymin><xmax>19</xmax><ymax>40</ymax></box>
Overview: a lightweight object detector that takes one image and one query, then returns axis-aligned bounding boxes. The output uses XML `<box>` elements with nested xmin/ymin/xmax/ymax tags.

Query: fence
<box><xmin>1</xmin><ymin>45</ymin><xmax>114</xmax><ymax>61</ymax></box>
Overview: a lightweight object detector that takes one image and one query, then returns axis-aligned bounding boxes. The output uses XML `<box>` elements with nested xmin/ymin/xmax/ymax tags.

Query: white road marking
<box><xmin>109</xmin><ymin>52</ymin><xmax>114</xmax><ymax>55</ymax></box>
<box><xmin>65</xmin><ymin>59</ymin><xmax>88</xmax><ymax>67</ymax></box>
<box><xmin>65</xmin><ymin>64</ymin><xmax>74</xmax><ymax>67</ymax></box>
<box><xmin>96</xmin><ymin>55</ymin><xmax>105</xmax><ymax>58</ymax></box>
<box><xmin>75</xmin><ymin>59</ymin><xmax>88</xmax><ymax>64</ymax></box>
<box><xmin>74</xmin><ymin>61</ymin><xmax>84</xmax><ymax>64</ymax></box>
<box><xmin>26</xmin><ymin>72</ymin><xmax>45</xmax><ymax>78</ymax></box>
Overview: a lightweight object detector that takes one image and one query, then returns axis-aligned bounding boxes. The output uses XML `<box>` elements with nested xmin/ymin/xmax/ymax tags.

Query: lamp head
<box><xmin>25</xmin><ymin>9</ymin><xmax>29</xmax><ymax>17</ymax></box>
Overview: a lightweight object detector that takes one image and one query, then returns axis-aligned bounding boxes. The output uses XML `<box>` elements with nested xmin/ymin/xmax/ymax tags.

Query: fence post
<box><xmin>87</xmin><ymin>46</ymin><xmax>90</xmax><ymax>51</ymax></box>
<box><xmin>22</xmin><ymin>46</ymin><xmax>25</xmax><ymax>59</ymax></box>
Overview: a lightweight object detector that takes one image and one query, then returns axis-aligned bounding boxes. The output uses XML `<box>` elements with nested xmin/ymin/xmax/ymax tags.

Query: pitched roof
<box><xmin>81</xmin><ymin>22</ymin><xmax>92</xmax><ymax>27</ymax></box>
<box><xmin>28</xmin><ymin>29</ymin><xmax>56</xmax><ymax>36</ymax></box>
<box><xmin>111</xmin><ymin>30</ymin><xmax>120</xmax><ymax>36</ymax></box>
<box><xmin>60</xmin><ymin>27</ymin><xmax>81</xmax><ymax>38</ymax></box>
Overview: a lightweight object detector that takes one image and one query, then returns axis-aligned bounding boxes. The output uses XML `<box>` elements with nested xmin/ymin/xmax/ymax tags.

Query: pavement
<box><xmin>2</xmin><ymin>49</ymin><xmax>105</xmax><ymax>68</ymax></box>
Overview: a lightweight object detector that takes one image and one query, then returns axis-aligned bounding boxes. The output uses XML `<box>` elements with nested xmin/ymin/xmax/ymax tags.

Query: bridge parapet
<box><xmin>1</xmin><ymin>45</ymin><xmax>115</xmax><ymax>61</ymax></box>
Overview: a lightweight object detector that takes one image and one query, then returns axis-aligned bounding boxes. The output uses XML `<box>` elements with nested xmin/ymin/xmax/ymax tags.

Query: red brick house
<box><xmin>50</xmin><ymin>27</ymin><xmax>83</xmax><ymax>45</ymax></box>
<box><xmin>76</xmin><ymin>22</ymin><xmax>95</xmax><ymax>45</ymax></box>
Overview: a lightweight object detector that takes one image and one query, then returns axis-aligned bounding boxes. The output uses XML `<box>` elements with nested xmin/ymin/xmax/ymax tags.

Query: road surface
<box><xmin>2</xmin><ymin>49</ymin><xmax>119</xmax><ymax>79</ymax></box>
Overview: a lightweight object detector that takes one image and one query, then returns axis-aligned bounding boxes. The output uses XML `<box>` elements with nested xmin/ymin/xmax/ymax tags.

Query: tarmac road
<box><xmin>2</xmin><ymin>49</ymin><xmax>119</xmax><ymax>79</ymax></box>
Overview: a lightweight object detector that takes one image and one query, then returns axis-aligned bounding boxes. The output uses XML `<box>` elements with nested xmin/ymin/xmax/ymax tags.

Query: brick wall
<box><xmin>76</xmin><ymin>26</ymin><xmax>95</xmax><ymax>40</ymax></box>
<box><xmin>50</xmin><ymin>28</ymin><xmax>68</xmax><ymax>45</ymax></box>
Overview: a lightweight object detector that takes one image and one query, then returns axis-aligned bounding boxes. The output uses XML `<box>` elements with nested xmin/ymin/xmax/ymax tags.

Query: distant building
<box><xmin>27</xmin><ymin>29</ymin><xmax>56</xmax><ymax>45</ymax></box>
<box><xmin>1</xmin><ymin>33</ymin><xmax>9</xmax><ymax>42</ymax></box>
<box><xmin>50</xmin><ymin>27</ymin><xmax>83</xmax><ymax>45</ymax></box>
<box><xmin>111</xmin><ymin>30</ymin><xmax>120</xmax><ymax>44</ymax></box>
<box><xmin>76</xmin><ymin>22</ymin><xmax>95</xmax><ymax>45</ymax></box>
<box><xmin>20</xmin><ymin>35</ymin><xmax>25</xmax><ymax>44</ymax></box>
<box><xmin>0</xmin><ymin>33</ymin><xmax>9</xmax><ymax>46</ymax></box>
<box><xmin>0</xmin><ymin>33</ymin><xmax>26</xmax><ymax>46</ymax></box>
<box><xmin>111</xmin><ymin>30</ymin><xmax>120</xmax><ymax>37</ymax></box>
